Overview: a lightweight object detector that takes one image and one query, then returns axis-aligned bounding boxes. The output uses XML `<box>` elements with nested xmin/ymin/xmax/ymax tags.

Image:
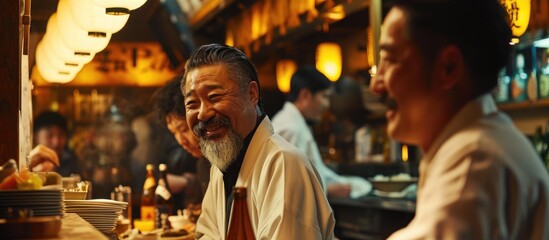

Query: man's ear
<box><xmin>435</xmin><ymin>45</ymin><xmax>464</xmax><ymax>90</ymax></box>
<box><xmin>248</xmin><ymin>81</ymin><xmax>260</xmax><ymax>105</ymax></box>
<box><xmin>297</xmin><ymin>88</ymin><xmax>312</xmax><ymax>102</ymax></box>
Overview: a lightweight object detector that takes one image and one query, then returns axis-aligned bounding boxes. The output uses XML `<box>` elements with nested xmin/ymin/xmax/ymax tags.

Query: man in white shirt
<box><xmin>182</xmin><ymin>44</ymin><xmax>334</xmax><ymax>239</ymax></box>
<box><xmin>272</xmin><ymin>66</ymin><xmax>371</xmax><ymax>198</ymax></box>
<box><xmin>371</xmin><ymin>0</ymin><xmax>549</xmax><ymax>239</ymax></box>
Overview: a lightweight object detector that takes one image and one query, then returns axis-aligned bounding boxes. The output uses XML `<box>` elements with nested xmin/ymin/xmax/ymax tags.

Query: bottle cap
<box><xmin>146</xmin><ymin>164</ymin><xmax>154</xmax><ymax>171</ymax></box>
<box><xmin>233</xmin><ymin>187</ymin><xmax>247</xmax><ymax>198</ymax></box>
<box><xmin>159</xmin><ymin>164</ymin><xmax>167</xmax><ymax>171</ymax></box>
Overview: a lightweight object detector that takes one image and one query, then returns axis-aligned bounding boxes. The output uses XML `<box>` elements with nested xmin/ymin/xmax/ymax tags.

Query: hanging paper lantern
<box><xmin>90</xmin><ymin>0</ymin><xmax>148</xmax><ymax>15</ymax></box>
<box><xmin>500</xmin><ymin>0</ymin><xmax>531</xmax><ymax>43</ymax></box>
<box><xmin>276</xmin><ymin>60</ymin><xmax>297</xmax><ymax>93</ymax></box>
<box><xmin>57</xmin><ymin>0</ymin><xmax>112</xmax><ymax>53</ymax></box>
<box><xmin>35</xmin><ymin>42</ymin><xmax>81</xmax><ymax>84</ymax></box>
<box><xmin>68</xmin><ymin>0</ymin><xmax>129</xmax><ymax>36</ymax></box>
<box><xmin>43</xmin><ymin>14</ymin><xmax>96</xmax><ymax>64</ymax></box>
<box><xmin>316</xmin><ymin>42</ymin><xmax>342</xmax><ymax>82</ymax></box>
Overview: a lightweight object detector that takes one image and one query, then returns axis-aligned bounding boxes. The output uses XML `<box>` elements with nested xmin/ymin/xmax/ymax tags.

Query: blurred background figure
<box><xmin>153</xmin><ymin>76</ymin><xmax>210</xmax><ymax>210</ymax></box>
<box><xmin>33</xmin><ymin>111</ymin><xmax>82</xmax><ymax>177</ymax></box>
<box><xmin>272</xmin><ymin>66</ymin><xmax>372</xmax><ymax>198</ymax></box>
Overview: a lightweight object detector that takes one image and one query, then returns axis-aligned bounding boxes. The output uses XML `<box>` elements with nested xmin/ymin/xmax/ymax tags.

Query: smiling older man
<box><xmin>181</xmin><ymin>44</ymin><xmax>334</xmax><ymax>240</ymax></box>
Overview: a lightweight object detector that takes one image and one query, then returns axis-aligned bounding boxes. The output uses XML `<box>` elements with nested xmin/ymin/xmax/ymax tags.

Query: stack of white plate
<box><xmin>0</xmin><ymin>189</ymin><xmax>64</xmax><ymax>218</ymax></box>
<box><xmin>64</xmin><ymin>199</ymin><xmax>127</xmax><ymax>234</ymax></box>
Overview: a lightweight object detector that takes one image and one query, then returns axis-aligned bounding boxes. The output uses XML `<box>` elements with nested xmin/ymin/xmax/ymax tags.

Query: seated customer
<box><xmin>371</xmin><ymin>0</ymin><xmax>549</xmax><ymax>238</ymax></box>
<box><xmin>28</xmin><ymin>144</ymin><xmax>60</xmax><ymax>171</ymax></box>
<box><xmin>154</xmin><ymin>76</ymin><xmax>210</xmax><ymax>208</ymax></box>
<box><xmin>272</xmin><ymin>66</ymin><xmax>371</xmax><ymax>198</ymax></box>
<box><xmin>182</xmin><ymin>44</ymin><xmax>334</xmax><ymax>239</ymax></box>
<box><xmin>33</xmin><ymin>111</ymin><xmax>81</xmax><ymax>177</ymax></box>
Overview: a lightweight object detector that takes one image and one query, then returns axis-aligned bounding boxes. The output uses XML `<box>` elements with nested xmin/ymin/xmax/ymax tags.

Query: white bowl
<box><xmin>168</xmin><ymin>215</ymin><xmax>190</xmax><ymax>230</ymax></box>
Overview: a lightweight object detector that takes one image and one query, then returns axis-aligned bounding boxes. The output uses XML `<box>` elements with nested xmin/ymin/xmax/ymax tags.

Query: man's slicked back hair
<box><xmin>393</xmin><ymin>0</ymin><xmax>512</xmax><ymax>96</ymax></box>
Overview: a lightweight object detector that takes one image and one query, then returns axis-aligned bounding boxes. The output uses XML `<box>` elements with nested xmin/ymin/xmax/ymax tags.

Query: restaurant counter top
<box><xmin>329</xmin><ymin>195</ymin><xmax>415</xmax><ymax>240</ymax></box>
<box><xmin>329</xmin><ymin>195</ymin><xmax>416</xmax><ymax>212</ymax></box>
<box><xmin>58</xmin><ymin>213</ymin><xmax>108</xmax><ymax>240</ymax></box>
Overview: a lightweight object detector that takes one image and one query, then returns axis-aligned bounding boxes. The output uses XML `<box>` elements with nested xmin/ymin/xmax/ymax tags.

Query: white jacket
<box><xmin>272</xmin><ymin>102</ymin><xmax>372</xmax><ymax>198</ymax></box>
<box><xmin>196</xmin><ymin>117</ymin><xmax>335</xmax><ymax>240</ymax></box>
<box><xmin>389</xmin><ymin>94</ymin><xmax>549</xmax><ymax>239</ymax></box>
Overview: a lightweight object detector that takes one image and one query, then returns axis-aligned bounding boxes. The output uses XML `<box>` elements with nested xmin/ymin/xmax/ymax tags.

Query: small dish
<box><xmin>369</xmin><ymin>179</ymin><xmax>417</xmax><ymax>192</ymax></box>
<box><xmin>168</xmin><ymin>215</ymin><xmax>191</xmax><ymax>230</ymax></box>
<box><xmin>63</xmin><ymin>190</ymin><xmax>87</xmax><ymax>200</ymax></box>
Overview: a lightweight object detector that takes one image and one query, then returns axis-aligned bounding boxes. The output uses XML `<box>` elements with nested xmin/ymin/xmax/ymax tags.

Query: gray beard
<box><xmin>199</xmin><ymin>128</ymin><xmax>244</xmax><ymax>171</ymax></box>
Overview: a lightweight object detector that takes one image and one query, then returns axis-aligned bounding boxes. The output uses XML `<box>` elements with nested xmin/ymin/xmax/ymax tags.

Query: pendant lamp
<box><xmin>57</xmin><ymin>0</ymin><xmax>112</xmax><ymax>53</ymax></box>
<box><xmin>90</xmin><ymin>0</ymin><xmax>148</xmax><ymax>15</ymax></box>
<box><xmin>43</xmin><ymin>14</ymin><xmax>96</xmax><ymax>64</ymax></box>
<box><xmin>68</xmin><ymin>0</ymin><xmax>130</xmax><ymax>36</ymax></box>
<box><xmin>40</xmin><ymin>38</ymin><xmax>83</xmax><ymax>71</ymax></box>
<box><xmin>36</xmin><ymin>42</ymin><xmax>81</xmax><ymax>84</ymax></box>
<box><xmin>276</xmin><ymin>60</ymin><xmax>297</xmax><ymax>93</ymax></box>
<box><xmin>316</xmin><ymin>42</ymin><xmax>342</xmax><ymax>82</ymax></box>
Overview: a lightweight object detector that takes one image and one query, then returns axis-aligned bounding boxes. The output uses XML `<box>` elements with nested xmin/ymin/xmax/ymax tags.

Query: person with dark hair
<box><xmin>272</xmin><ymin>66</ymin><xmax>372</xmax><ymax>198</ymax></box>
<box><xmin>33</xmin><ymin>111</ymin><xmax>81</xmax><ymax>177</ymax></box>
<box><xmin>181</xmin><ymin>44</ymin><xmax>334</xmax><ymax>239</ymax></box>
<box><xmin>153</xmin><ymin>76</ymin><xmax>210</xmax><ymax>207</ymax></box>
<box><xmin>371</xmin><ymin>0</ymin><xmax>549</xmax><ymax>238</ymax></box>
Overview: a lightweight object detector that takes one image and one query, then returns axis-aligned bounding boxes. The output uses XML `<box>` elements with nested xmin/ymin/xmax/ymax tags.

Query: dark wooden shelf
<box><xmin>498</xmin><ymin>98</ymin><xmax>549</xmax><ymax>111</ymax></box>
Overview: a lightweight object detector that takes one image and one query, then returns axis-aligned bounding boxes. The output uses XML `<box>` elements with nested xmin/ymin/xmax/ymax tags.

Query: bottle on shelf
<box><xmin>155</xmin><ymin>163</ymin><xmax>174</xmax><ymax>229</ymax></box>
<box><xmin>539</xmin><ymin>50</ymin><xmax>549</xmax><ymax>99</ymax></box>
<box><xmin>141</xmin><ymin>164</ymin><xmax>156</xmax><ymax>224</ymax></box>
<box><xmin>226</xmin><ymin>187</ymin><xmax>255</xmax><ymax>240</ymax></box>
<box><xmin>494</xmin><ymin>67</ymin><xmax>510</xmax><ymax>103</ymax></box>
<box><xmin>511</xmin><ymin>53</ymin><xmax>528</xmax><ymax>102</ymax></box>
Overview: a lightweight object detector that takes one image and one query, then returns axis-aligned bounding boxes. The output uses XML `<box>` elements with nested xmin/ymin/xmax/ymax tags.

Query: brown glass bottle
<box><xmin>227</xmin><ymin>187</ymin><xmax>255</xmax><ymax>240</ymax></box>
<box><xmin>141</xmin><ymin>164</ymin><xmax>156</xmax><ymax>223</ymax></box>
<box><xmin>155</xmin><ymin>163</ymin><xmax>173</xmax><ymax>229</ymax></box>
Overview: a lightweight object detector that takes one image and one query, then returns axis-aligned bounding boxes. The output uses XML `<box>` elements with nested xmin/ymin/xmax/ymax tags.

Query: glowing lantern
<box><xmin>90</xmin><ymin>0</ymin><xmax>148</xmax><ymax>15</ymax></box>
<box><xmin>35</xmin><ymin>42</ymin><xmax>81</xmax><ymax>84</ymax></box>
<box><xmin>501</xmin><ymin>0</ymin><xmax>531</xmax><ymax>43</ymax></box>
<box><xmin>316</xmin><ymin>42</ymin><xmax>342</xmax><ymax>82</ymax></box>
<box><xmin>57</xmin><ymin>0</ymin><xmax>112</xmax><ymax>53</ymax></box>
<box><xmin>41</xmin><ymin>14</ymin><xmax>96</xmax><ymax>66</ymax></box>
<box><xmin>276</xmin><ymin>60</ymin><xmax>297</xmax><ymax>93</ymax></box>
<box><xmin>68</xmin><ymin>0</ymin><xmax>130</xmax><ymax>36</ymax></box>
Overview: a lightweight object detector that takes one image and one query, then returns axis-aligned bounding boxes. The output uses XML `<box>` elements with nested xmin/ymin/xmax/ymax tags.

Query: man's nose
<box><xmin>369</xmin><ymin>67</ymin><xmax>385</xmax><ymax>94</ymax></box>
<box><xmin>197</xmin><ymin>102</ymin><xmax>214</xmax><ymax>121</ymax></box>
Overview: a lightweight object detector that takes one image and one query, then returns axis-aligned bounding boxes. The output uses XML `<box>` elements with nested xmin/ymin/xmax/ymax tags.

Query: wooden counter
<box><xmin>57</xmin><ymin>213</ymin><xmax>108</xmax><ymax>240</ymax></box>
<box><xmin>329</xmin><ymin>196</ymin><xmax>415</xmax><ymax>240</ymax></box>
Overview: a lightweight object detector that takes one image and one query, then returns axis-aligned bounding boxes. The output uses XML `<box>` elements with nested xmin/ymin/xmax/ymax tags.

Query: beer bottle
<box><xmin>226</xmin><ymin>187</ymin><xmax>255</xmax><ymax>240</ymax></box>
<box><xmin>141</xmin><ymin>164</ymin><xmax>156</xmax><ymax>223</ymax></box>
<box><xmin>155</xmin><ymin>163</ymin><xmax>174</xmax><ymax>229</ymax></box>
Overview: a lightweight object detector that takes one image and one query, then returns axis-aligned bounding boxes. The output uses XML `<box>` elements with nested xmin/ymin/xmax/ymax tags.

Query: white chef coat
<box><xmin>196</xmin><ymin>117</ymin><xmax>335</xmax><ymax>240</ymax></box>
<box><xmin>389</xmin><ymin>94</ymin><xmax>549</xmax><ymax>240</ymax></box>
<box><xmin>272</xmin><ymin>102</ymin><xmax>372</xmax><ymax>198</ymax></box>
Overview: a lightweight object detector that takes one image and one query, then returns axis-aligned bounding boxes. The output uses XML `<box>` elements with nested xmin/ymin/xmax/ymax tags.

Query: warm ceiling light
<box><xmin>323</xmin><ymin>5</ymin><xmax>345</xmax><ymax>21</ymax></box>
<box><xmin>276</xmin><ymin>60</ymin><xmax>297</xmax><ymax>93</ymax></box>
<box><xmin>42</xmin><ymin>14</ymin><xmax>96</xmax><ymax>64</ymax></box>
<box><xmin>40</xmin><ymin>40</ymin><xmax>82</xmax><ymax>70</ymax></box>
<box><xmin>316</xmin><ymin>42</ymin><xmax>342</xmax><ymax>82</ymax></box>
<box><xmin>90</xmin><ymin>0</ymin><xmax>148</xmax><ymax>15</ymax></box>
<box><xmin>68</xmin><ymin>0</ymin><xmax>130</xmax><ymax>36</ymax></box>
<box><xmin>501</xmin><ymin>0</ymin><xmax>530</xmax><ymax>40</ymax></box>
<box><xmin>401</xmin><ymin>144</ymin><xmax>409</xmax><ymax>162</ymax></box>
<box><xmin>57</xmin><ymin>0</ymin><xmax>112</xmax><ymax>53</ymax></box>
<box><xmin>35</xmin><ymin>42</ymin><xmax>81</xmax><ymax>84</ymax></box>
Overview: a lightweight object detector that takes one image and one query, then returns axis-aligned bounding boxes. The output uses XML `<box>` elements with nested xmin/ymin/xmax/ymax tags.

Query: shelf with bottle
<box><xmin>494</xmin><ymin>42</ymin><xmax>549</xmax><ymax>112</ymax></box>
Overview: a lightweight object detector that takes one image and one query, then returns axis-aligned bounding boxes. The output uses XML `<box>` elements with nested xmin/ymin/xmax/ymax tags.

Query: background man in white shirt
<box><xmin>370</xmin><ymin>0</ymin><xmax>549</xmax><ymax>238</ymax></box>
<box><xmin>272</xmin><ymin>66</ymin><xmax>371</xmax><ymax>198</ymax></box>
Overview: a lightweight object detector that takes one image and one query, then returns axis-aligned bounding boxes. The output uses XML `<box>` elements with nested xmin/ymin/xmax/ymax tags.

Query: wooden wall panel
<box><xmin>0</xmin><ymin>0</ymin><xmax>21</xmax><ymax>165</ymax></box>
